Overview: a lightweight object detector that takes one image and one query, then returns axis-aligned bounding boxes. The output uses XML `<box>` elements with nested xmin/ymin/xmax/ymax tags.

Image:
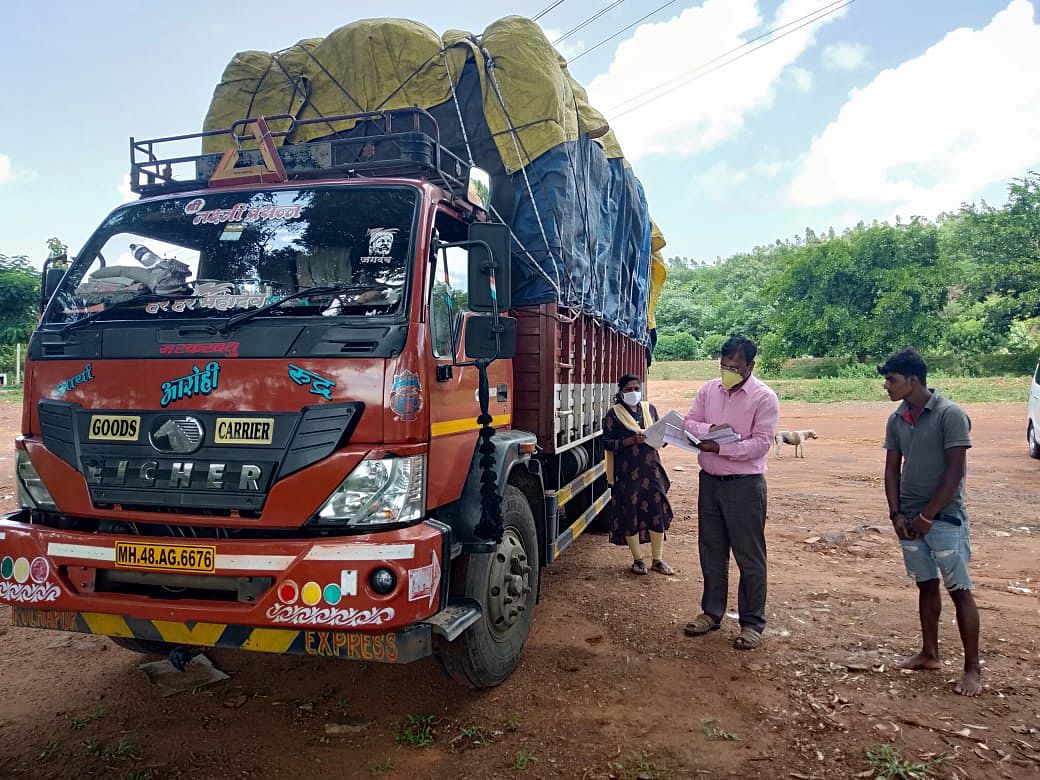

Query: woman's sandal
<box><xmin>650</xmin><ymin>559</ymin><xmax>675</xmax><ymax>575</ymax></box>
<box><xmin>683</xmin><ymin>613</ymin><xmax>721</xmax><ymax>636</ymax></box>
<box><xmin>733</xmin><ymin>627</ymin><xmax>764</xmax><ymax>650</ymax></box>
<box><xmin>630</xmin><ymin>559</ymin><xmax>648</xmax><ymax>575</ymax></box>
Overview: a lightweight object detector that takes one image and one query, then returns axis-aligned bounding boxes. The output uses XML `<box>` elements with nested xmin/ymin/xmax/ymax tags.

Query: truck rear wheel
<box><xmin>435</xmin><ymin>485</ymin><xmax>539</xmax><ymax>688</ymax></box>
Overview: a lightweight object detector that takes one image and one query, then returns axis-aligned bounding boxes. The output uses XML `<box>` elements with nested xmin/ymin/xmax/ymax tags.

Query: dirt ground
<box><xmin>0</xmin><ymin>381</ymin><xmax>1038</xmax><ymax>780</ymax></box>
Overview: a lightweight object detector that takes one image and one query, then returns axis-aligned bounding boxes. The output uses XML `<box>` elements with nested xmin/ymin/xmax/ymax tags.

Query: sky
<box><xmin>1</xmin><ymin>0</ymin><xmax>1038</xmax><ymax>266</ymax></box>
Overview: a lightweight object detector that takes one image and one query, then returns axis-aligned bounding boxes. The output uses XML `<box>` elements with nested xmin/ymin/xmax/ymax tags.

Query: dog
<box><xmin>774</xmin><ymin>429</ymin><xmax>818</xmax><ymax>458</ymax></box>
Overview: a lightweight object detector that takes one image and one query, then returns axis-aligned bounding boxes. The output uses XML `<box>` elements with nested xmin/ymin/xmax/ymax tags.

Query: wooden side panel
<box><xmin>513</xmin><ymin>304</ymin><xmax>646</xmax><ymax>454</ymax></box>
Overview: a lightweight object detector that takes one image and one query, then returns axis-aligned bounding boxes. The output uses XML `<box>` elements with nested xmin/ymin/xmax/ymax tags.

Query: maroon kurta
<box><xmin>602</xmin><ymin>404</ymin><xmax>673</xmax><ymax>545</ymax></box>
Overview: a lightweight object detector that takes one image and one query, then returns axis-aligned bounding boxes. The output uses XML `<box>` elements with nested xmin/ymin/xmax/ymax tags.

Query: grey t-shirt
<box><xmin>883</xmin><ymin>392</ymin><xmax>972</xmax><ymax>521</ymax></box>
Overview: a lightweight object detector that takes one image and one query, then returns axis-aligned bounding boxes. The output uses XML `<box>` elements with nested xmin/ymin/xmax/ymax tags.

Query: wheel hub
<box><xmin>486</xmin><ymin>528</ymin><xmax>532</xmax><ymax>632</ymax></box>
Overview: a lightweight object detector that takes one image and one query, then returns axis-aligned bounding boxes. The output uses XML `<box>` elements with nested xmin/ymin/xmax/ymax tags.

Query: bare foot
<box><xmin>955</xmin><ymin>667</ymin><xmax>982</xmax><ymax>697</ymax></box>
<box><xmin>901</xmin><ymin>651</ymin><xmax>942</xmax><ymax>671</ymax></box>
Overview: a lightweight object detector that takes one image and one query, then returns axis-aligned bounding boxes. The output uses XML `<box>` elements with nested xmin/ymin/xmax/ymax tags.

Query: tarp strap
<box><xmin>296</xmin><ymin>46</ymin><xmax>366</xmax><ymax>114</ymax></box>
<box><xmin>270</xmin><ymin>49</ymin><xmax>339</xmax><ymax>142</ymax></box>
<box><xmin>375</xmin><ymin>51</ymin><xmax>443</xmax><ymax>112</ymax></box>
<box><xmin>442</xmin><ymin>45</ymin><xmax>476</xmax><ymax>166</ymax></box>
<box><xmin>480</xmin><ymin>48</ymin><xmax>562</xmax><ymax>297</ymax></box>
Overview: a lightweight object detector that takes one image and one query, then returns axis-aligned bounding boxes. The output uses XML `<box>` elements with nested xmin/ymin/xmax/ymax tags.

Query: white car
<box><xmin>1030</xmin><ymin>360</ymin><xmax>1040</xmax><ymax>459</ymax></box>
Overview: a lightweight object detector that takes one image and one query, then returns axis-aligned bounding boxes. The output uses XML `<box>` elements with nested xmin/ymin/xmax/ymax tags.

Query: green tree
<box><xmin>767</xmin><ymin>220</ymin><xmax>948</xmax><ymax>361</ymax></box>
<box><xmin>0</xmin><ymin>254</ymin><xmax>40</xmax><ymax>343</ymax></box>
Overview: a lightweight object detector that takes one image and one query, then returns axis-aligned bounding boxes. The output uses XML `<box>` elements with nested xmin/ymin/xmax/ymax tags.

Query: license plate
<box><xmin>114</xmin><ymin>542</ymin><xmax>216</xmax><ymax>573</ymax></box>
<box><xmin>88</xmin><ymin>415</ymin><xmax>141</xmax><ymax>441</ymax></box>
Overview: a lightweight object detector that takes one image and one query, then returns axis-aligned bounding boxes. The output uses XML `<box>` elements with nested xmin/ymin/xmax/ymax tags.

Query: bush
<box><xmin>654</xmin><ymin>332</ymin><xmax>700</xmax><ymax>361</ymax></box>
<box><xmin>700</xmin><ymin>333</ymin><xmax>727</xmax><ymax>358</ymax></box>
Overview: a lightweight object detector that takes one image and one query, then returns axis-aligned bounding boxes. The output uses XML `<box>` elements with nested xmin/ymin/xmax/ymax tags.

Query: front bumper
<box><xmin>0</xmin><ymin>511</ymin><xmax>457</xmax><ymax>663</ymax></box>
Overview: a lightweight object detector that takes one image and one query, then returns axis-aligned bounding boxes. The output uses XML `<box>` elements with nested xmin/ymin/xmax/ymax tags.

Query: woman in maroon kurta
<box><xmin>602</xmin><ymin>374</ymin><xmax>675</xmax><ymax>575</ymax></box>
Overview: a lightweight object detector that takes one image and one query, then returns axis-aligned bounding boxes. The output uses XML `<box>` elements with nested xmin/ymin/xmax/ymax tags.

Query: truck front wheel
<box><xmin>435</xmin><ymin>485</ymin><xmax>539</xmax><ymax>688</ymax></box>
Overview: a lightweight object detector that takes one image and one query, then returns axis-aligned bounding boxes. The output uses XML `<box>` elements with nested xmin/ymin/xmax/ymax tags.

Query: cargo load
<box><xmin>202</xmin><ymin>15</ymin><xmax>667</xmax><ymax>340</ymax></box>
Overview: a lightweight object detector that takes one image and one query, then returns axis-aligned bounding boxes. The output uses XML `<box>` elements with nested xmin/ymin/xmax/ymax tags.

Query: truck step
<box><xmin>422</xmin><ymin>598</ymin><xmax>482</xmax><ymax>641</ymax></box>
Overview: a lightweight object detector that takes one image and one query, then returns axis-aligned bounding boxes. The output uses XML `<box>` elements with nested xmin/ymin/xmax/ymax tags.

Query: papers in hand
<box><xmin>642</xmin><ymin>410</ymin><xmax>741</xmax><ymax>453</ymax></box>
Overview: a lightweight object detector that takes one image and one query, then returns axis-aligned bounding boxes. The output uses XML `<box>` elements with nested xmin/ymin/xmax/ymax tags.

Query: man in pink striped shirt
<box><xmin>682</xmin><ymin>335</ymin><xmax>779</xmax><ymax>650</ymax></box>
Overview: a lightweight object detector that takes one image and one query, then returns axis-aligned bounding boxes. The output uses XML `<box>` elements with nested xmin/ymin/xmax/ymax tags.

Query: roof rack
<box><xmin>129</xmin><ymin>107</ymin><xmax>473</xmax><ymax>198</ymax></box>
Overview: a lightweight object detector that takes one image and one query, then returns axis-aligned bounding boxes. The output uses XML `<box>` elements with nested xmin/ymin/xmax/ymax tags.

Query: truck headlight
<box><xmin>312</xmin><ymin>455</ymin><xmax>425</xmax><ymax>527</ymax></box>
<box><xmin>16</xmin><ymin>450</ymin><xmax>58</xmax><ymax>510</ymax></box>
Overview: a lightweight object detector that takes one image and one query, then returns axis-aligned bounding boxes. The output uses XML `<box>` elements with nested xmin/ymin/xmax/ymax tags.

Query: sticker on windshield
<box><xmin>160</xmin><ymin>362</ymin><xmax>221</xmax><ymax>407</ymax></box>
<box><xmin>145</xmin><ymin>282</ymin><xmax>269</xmax><ymax>314</ymax></box>
<box><xmin>55</xmin><ymin>363</ymin><xmax>94</xmax><ymax>397</ymax></box>
<box><xmin>184</xmin><ymin>198</ymin><xmax>302</xmax><ymax>226</ymax></box>
<box><xmin>159</xmin><ymin>342</ymin><xmax>240</xmax><ymax>358</ymax></box>
<box><xmin>359</xmin><ymin>227</ymin><xmax>398</xmax><ymax>265</ymax></box>
<box><xmin>287</xmin><ymin>364</ymin><xmax>335</xmax><ymax>401</ymax></box>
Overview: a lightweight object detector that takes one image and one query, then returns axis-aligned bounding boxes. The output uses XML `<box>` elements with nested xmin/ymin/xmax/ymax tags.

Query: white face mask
<box><xmin>622</xmin><ymin>390</ymin><xmax>641</xmax><ymax>407</ymax></box>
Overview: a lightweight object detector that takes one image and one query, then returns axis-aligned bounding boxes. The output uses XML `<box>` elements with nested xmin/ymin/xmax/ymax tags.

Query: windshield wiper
<box><xmin>56</xmin><ymin>293</ymin><xmax>169</xmax><ymax>337</ymax></box>
<box><xmin>220</xmin><ymin>284</ymin><xmax>393</xmax><ymax>333</ymax></box>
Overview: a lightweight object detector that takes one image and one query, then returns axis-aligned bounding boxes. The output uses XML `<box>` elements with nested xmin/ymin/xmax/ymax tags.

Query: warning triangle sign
<box><xmin>209</xmin><ymin>116</ymin><xmax>288</xmax><ymax>187</ymax></box>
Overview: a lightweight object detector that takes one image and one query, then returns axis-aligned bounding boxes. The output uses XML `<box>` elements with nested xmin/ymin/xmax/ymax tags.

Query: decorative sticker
<box><xmin>12</xmin><ymin>607</ymin><xmax>78</xmax><ymax>631</ymax></box>
<box><xmin>0</xmin><ymin>556</ymin><xmax>60</xmax><ymax>604</ymax></box>
<box><xmin>214</xmin><ymin>418</ymin><xmax>275</xmax><ymax>445</ymax></box>
<box><xmin>184</xmin><ymin>198</ymin><xmax>302</xmax><ymax>226</ymax></box>
<box><xmin>160</xmin><ymin>342</ymin><xmax>240</xmax><ymax>358</ymax></box>
<box><xmin>303</xmin><ymin>631</ymin><xmax>398</xmax><ymax>661</ymax></box>
<box><xmin>407</xmin><ymin>551</ymin><xmax>441</xmax><ymax>608</ymax></box>
<box><xmin>55</xmin><ymin>363</ymin><xmax>94</xmax><ymax>397</ymax></box>
<box><xmin>360</xmin><ymin>227</ymin><xmax>398</xmax><ymax>265</ymax></box>
<box><xmin>287</xmin><ymin>364</ymin><xmax>335</xmax><ymax>400</ymax></box>
<box><xmin>265</xmin><ymin>604</ymin><xmax>394</xmax><ymax>628</ymax></box>
<box><xmin>160</xmin><ymin>362</ymin><xmax>220</xmax><ymax>407</ymax></box>
<box><xmin>145</xmin><ymin>282</ymin><xmax>268</xmax><ymax>314</ymax></box>
<box><xmin>389</xmin><ymin>370</ymin><xmax>423</xmax><ymax>422</ymax></box>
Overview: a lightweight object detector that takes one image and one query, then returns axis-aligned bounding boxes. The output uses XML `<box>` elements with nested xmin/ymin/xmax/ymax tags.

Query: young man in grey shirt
<box><xmin>880</xmin><ymin>348</ymin><xmax>981</xmax><ymax>696</ymax></box>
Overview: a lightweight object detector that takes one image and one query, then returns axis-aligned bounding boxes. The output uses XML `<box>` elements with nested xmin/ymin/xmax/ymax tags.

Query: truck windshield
<box><xmin>44</xmin><ymin>186</ymin><xmax>418</xmax><ymax>327</ymax></box>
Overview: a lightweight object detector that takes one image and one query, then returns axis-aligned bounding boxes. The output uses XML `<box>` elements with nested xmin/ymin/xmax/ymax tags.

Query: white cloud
<box><xmin>0</xmin><ymin>153</ymin><xmax>14</xmax><ymax>185</ymax></box>
<box><xmin>789</xmin><ymin>65</ymin><xmax>813</xmax><ymax>92</ymax></box>
<box><xmin>117</xmin><ymin>173</ymin><xmax>136</xmax><ymax>203</ymax></box>
<box><xmin>692</xmin><ymin>162</ymin><xmax>751</xmax><ymax>203</ymax></box>
<box><xmin>790</xmin><ymin>0</ymin><xmax>1040</xmax><ymax>218</ymax></box>
<box><xmin>586</xmin><ymin>0</ymin><xmax>848</xmax><ymax>161</ymax></box>
<box><xmin>821</xmin><ymin>41</ymin><xmax>868</xmax><ymax>71</ymax></box>
<box><xmin>540</xmin><ymin>27</ymin><xmax>586</xmax><ymax>64</ymax></box>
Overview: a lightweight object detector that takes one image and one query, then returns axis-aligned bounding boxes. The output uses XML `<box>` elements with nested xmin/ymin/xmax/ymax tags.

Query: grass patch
<box><xmin>865</xmin><ymin>744</ymin><xmax>946</xmax><ymax>779</ymax></box>
<box><xmin>701</xmin><ymin>719</ymin><xmax>741</xmax><ymax>742</ymax></box>
<box><xmin>83</xmin><ymin>736</ymin><xmax>139</xmax><ymax>760</ymax></box>
<box><xmin>39</xmin><ymin>739</ymin><xmax>62</xmax><ymax>761</ymax></box>
<box><xmin>514</xmin><ymin>747</ymin><xmax>535</xmax><ymax>771</ymax></box>
<box><xmin>453</xmin><ymin>723</ymin><xmax>497</xmax><ymax>749</ymax></box>
<box><xmin>609</xmin><ymin>750</ymin><xmax>663</xmax><ymax>779</ymax></box>
<box><xmin>394</xmin><ymin>714</ymin><xmax>435</xmax><ymax>748</ymax></box>
<box><xmin>371</xmin><ymin>756</ymin><xmax>395</xmax><ymax>776</ymax></box>
<box><xmin>649</xmin><ymin>362</ymin><xmax>1030</xmax><ymax>404</ymax></box>
<box><xmin>69</xmin><ymin>706</ymin><xmax>105</xmax><ymax>730</ymax></box>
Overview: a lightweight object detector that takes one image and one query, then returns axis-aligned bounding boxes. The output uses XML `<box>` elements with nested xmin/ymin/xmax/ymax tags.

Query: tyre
<box><xmin>1029</xmin><ymin>422</ymin><xmax>1040</xmax><ymax>459</ymax></box>
<box><xmin>108</xmin><ymin>637</ymin><xmax>178</xmax><ymax>655</ymax></box>
<box><xmin>435</xmin><ymin>485</ymin><xmax>539</xmax><ymax>688</ymax></box>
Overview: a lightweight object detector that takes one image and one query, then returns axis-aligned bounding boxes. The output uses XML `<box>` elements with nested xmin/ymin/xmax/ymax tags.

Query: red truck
<box><xmin>0</xmin><ymin>110</ymin><xmax>649</xmax><ymax>687</ymax></box>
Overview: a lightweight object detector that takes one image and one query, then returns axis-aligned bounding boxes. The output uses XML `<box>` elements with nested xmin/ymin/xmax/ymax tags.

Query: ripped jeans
<box><xmin>899</xmin><ymin>518</ymin><xmax>973</xmax><ymax>591</ymax></box>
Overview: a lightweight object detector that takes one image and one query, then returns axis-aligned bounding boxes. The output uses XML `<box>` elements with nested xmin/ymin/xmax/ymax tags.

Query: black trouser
<box><xmin>697</xmin><ymin>472</ymin><xmax>767</xmax><ymax>633</ymax></box>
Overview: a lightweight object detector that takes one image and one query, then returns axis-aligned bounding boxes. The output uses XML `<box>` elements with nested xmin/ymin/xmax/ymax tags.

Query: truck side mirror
<box><xmin>464</xmin><ymin>315</ymin><xmax>517</xmax><ymax>360</ymax></box>
<box><xmin>467</xmin><ymin>222</ymin><xmax>511</xmax><ymax>313</ymax></box>
<box><xmin>40</xmin><ymin>256</ymin><xmax>68</xmax><ymax>312</ymax></box>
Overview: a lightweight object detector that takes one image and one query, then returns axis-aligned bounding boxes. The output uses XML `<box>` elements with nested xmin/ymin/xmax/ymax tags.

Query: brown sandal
<box><xmin>733</xmin><ymin>627</ymin><xmax>763</xmax><ymax>650</ymax></box>
<box><xmin>650</xmin><ymin>559</ymin><xmax>675</xmax><ymax>575</ymax></box>
<box><xmin>630</xmin><ymin>559</ymin><xmax>648</xmax><ymax>575</ymax></box>
<box><xmin>684</xmin><ymin>614</ymin><xmax>721</xmax><ymax>636</ymax></box>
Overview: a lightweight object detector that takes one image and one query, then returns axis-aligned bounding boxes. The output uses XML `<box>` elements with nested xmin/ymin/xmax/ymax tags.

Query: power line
<box><xmin>606</xmin><ymin>0</ymin><xmax>854</xmax><ymax>119</ymax></box>
<box><xmin>553</xmin><ymin>0</ymin><xmax>626</xmax><ymax>45</ymax></box>
<box><xmin>532</xmin><ymin>0</ymin><xmax>568</xmax><ymax>22</ymax></box>
<box><xmin>569</xmin><ymin>0</ymin><xmax>682</xmax><ymax>63</ymax></box>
